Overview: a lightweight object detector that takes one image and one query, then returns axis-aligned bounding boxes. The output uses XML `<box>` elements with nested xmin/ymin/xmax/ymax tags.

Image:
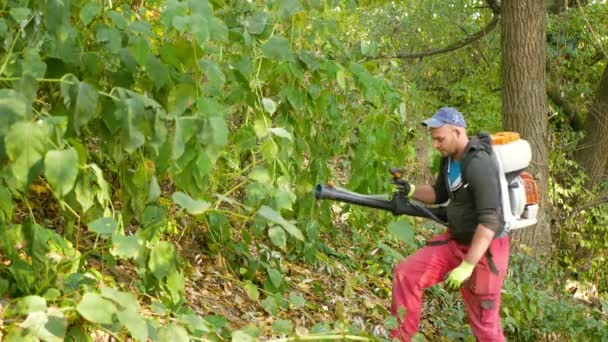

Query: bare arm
<box><xmin>411</xmin><ymin>184</ymin><xmax>437</xmax><ymax>204</ymax></box>
<box><xmin>463</xmin><ymin>224</ymin><xmax>495</xmax><ymax>265</ymax></box>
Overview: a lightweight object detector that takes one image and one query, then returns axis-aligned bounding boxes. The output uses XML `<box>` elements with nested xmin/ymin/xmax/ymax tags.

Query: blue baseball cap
<box><xmin>421</xmin><ymin>107</ymin><xmax>467</xmax><ymax>128</ymax></box>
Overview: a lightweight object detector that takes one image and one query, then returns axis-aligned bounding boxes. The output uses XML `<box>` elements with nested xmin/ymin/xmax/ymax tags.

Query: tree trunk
<box><xmin>575</xmin><ymin>64</ymin><xmax>608</xmax><ymax>188</ymax></box>
<box><xmin>501</xmin><ymin>0</ymin><xmax>552</xmax><ymax>254</ymax></box>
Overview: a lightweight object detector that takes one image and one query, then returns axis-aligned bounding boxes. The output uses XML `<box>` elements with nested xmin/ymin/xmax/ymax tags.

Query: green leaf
<box><xmin>148</xmin><ymin>241</ymin><xmax>178</xmax><ymax>280</ymax></box>
<box><xmin>80</xmin><ymin>3</ymin><xmax>101</xmax><ymax>25</ymax></box>
<box><xmin>269</xmin><ymin>127</ymin><xmax>293</xmax><ymax>141</ymax></box>
<box><xmin>171</xmin><ymin>117</ymin><xmax>198</xmax><ymax>159</ymax></box>
<box><xmin>198</xmin><ymin>60</ymin><xmax>225</xmax><ymax>95</ymax></box>
<box><xmin>257</xmin><ymin>206</ymin><xmax>304</xmax><ymax>241</ymax></box>
<box><xmin>15</xmin><ymin>295</ymin><xmax>47</xmax><ymax>315</ymax></box>
<box><xmin>268</xmin><ymin>226</ymin><xmax>287</xmax><ymax>249</ymax></box>
<box><xmin>289</xmin><ymin>293</ymin><xmax>305</xmax><ymax>309</ymax></box>
<box><xmin>22</xmin><ymin>49</ymin><xmax>47</xmax><ymax>78</ymax></box>
<box><xmin>242</xmin><ymin>11</ymin><xmax>268</xmax><ymax>35</ymax></box>
<box><xmin>100</xmin><ymin>287</ymin><xmax>139</xmax><ymax>312</ymax></box>
<box><xmin>166</xmin><ymin>269</ymin><xmax>184</xmax><ymax>303</ymax></box>
<box><xmin>0</xmin><ymin>89</ymin><xmax>27</xmax><ymax>122</ymax></box>
<box><xmin>20</xmin><ymin>310</ymin><xmax>65</xmax><ymax>342</ymax></box>
<box><xmin>116</xmin><ymin>310</ymin><xmax>148</xmax><ymax>341</ymax></box>
<box><xmin>172</xmin><ymin>15</ymin><xmax>190</xmax><ymax>32</ymax></box>
<box><xmin>116</xmin><ymin>98</ymin><xmax>145</xmax><ymax>153</ymax></box>
<box><xmin>0</xmin><ymin>186</ymin><xmax>14</xmax><ymax>221</ymax></box>
<box><xmin>171</xmin><ymin>191</ymin><xmax>210</xmax><ymax>215</ymax></box>
<box><xmin>88</xmin><ymin>217</ymin><xmax>118</xmax><ymax>236</ymax></box>
<box><xmin>44</xmin><ymin>308</ymin><xmax>67</xmax><ymax>342</ymax></box>
<box><xmin>261</xmin><ymin>35</ymin><xmax>293</xmax><ymax>62</ymax></box>
<box><xmin>5</xmin><ymin>121</ymin><xmax>47</xmax><ymax>190</ymax></box>
<box><xmin>76</xmin><ymin>293</ymin><xmax>117</xmax><ymax>325</ymax></box>
<box><xmin>116</xmin><ymin>309</ymin><xmax>148</xmax><ymax>342</ymax></box>
<box><xmin>336</xmin><ymin>70</ymin><xmax>346</xmax><ymax>90</ymax></box>
<box><xmin>43</xmin><ymin>288</ymin><xmax>61</xmax><ymax>301</ymax></box>
<box><xmin>278</xmin><ymin>0</ymin><xmax>303</xmax><ymax>18</ymax></box>
<box><xmin>157</xmin><ymin>324</ymin><xmax>189</xmax><ymax>342</ymax></box>
<box><xmin>178</xmin><ymin>313</ymin><xmax>211</xmax><ymax>334</ymax></box>
<box><xmin>75</xmin><ymin>176</ymin><xmax>95</xmax><ymax>212</ymax></box>
<box><xmin>261</xmin><ymin>296</ymin><xmax>278</xmax><ymax>316</ymax></box>
<box><xmin>111</xmin><ymin>234</ymin><xmax>142</xmax><ymax>259</ymax></box>
<box><xmin>167</xmin><ymin>84</ymin><xmax>197</xmax><ymax>117</ymax></box>
<box><xmin>231</xmin><ymin>330</ymin><xmax>257</xmax><ymax>342</ymax></box>
<box><xmin>271</xmin><ymin>319</ymin><xmax>293</xmax><ymax>334</ymax></box>
<box><xmin>204</xmin><ymin>315</ymin><xmax>228</xmax><ymax>330</ymax></box>
<box><xmin>268</xmin><ymin>268</ymin><xmax>283</xmax><ymax>288</ymax></box>
<box><xmin>0</xmin><ymin>19</ymin><xmax>6</xmax><ymax>38</ymax></box>
<box><xmin>208</xmin><ymin>17</ymin><xmax>228</xmax><ymax>41</ymax></box>
<box><xmin>147</xmin><ymin>175</ymin><xmax>161</xmax><ymax>203</ymax></box>
<box><xmin>10</xmin><ymin>7</ymin><xmax>31</xmax><ymax>23</ymax></box>
<box><xmin>96</xmin><ymin>26</ymin><xmax>122</xmax><ymax>53</ymax></box>
<box><xmin>146</xmin><ymin>56</ymin><xmax>169</xmax><ymax>90</ymax></box>
<box><xmin>388</xmin><ymin>219</ymin><xmax>415</xmax><ymax>247</ymax></box>
<box><xmin>191</xmin><ymin>14</ymin><xmax>209</xmax><ymax>46</ymax></box>
<box><xmin>262</xmin><ymin>98</ymin><xmax>277</xmax><ymax>115</ymax></box>
<box><xmin>44</xmin><ymin>148</ymin><xmax>79</xmax><ymax>196</ymax></box>
<box><xmin>243</xmin><ymin>281</ymin><xmax>259</xmax><ymax>301</ymax></box>
<box><xmin>60</xmin><ymin>74</ymin><xmax>99</xmax><ymax>134</ymax></box>
<box><xmin>129</xmin><ymin>35</ymin><xmax>150</xmax><ymax>66</ymax></box>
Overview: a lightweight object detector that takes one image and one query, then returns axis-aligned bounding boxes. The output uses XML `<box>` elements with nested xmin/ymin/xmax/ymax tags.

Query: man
<box><xmin>391</xmin><ymin>107</ymin><xmax>510</xmax><ymax>341</ymax></box>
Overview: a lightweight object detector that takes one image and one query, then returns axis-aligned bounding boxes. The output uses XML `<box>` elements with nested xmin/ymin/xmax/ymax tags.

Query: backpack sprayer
<box><xmin>315</xmin><ymin>132</ymin><xmax>540</xmax><ymax>232</ymax></box>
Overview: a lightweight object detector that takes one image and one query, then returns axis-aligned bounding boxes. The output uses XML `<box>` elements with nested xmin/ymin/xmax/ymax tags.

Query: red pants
<box><xmin>391</xmin><ymin>232</ymin><xmax>510</xmax><ymax>341</ymax></box>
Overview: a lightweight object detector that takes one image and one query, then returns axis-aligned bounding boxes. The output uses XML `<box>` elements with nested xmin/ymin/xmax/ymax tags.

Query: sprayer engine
<box><xmin>491</xmin><ymin>132</ymin><xmax>540</xmax><ymax>231</ymax></box>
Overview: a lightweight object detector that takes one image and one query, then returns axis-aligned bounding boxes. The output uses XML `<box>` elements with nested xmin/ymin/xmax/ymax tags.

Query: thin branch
<box><xmin>547</xmin><ymin>83</ymin><xmax>584</xmax><ymax>131</ymax></box>
<box><xmin>375</xmin><ymin>7</ymin><xmax>500</xmax><ymax>60</ymax></box>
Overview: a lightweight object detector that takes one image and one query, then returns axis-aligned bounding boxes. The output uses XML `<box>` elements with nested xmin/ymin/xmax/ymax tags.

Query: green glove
<box><xmin>445</xmin><ymin>261</ymin><xmax>475</xmax><ymax>291</ymax></box>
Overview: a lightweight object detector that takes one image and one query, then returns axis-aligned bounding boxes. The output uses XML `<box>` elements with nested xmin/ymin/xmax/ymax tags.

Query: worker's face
<box><xmin>430</xmin><ymin>125</ymin><xmax>461</xmax><ymax>157</ymax></box>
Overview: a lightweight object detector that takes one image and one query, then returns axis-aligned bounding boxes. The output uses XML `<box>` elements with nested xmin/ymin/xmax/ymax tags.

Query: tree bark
<box><xmin>501</xmin><ymin>0</ymin><xmax>552</xmax><ymax>253</ymax></box>
<box><xmin>574</xmin><ymin>64</ymin><xmax>608</xmax><ymax>188</ymax></box>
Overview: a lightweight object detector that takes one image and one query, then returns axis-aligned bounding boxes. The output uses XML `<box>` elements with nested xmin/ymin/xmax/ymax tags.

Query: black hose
<box><xmin>314</xmin><ymin>184</ymin><xmax>447</xmax><ymax>225</ymax></box>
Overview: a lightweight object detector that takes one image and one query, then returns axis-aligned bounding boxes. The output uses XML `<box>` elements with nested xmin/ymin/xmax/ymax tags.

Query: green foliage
<box><xmin>501</xmin><ymin>254</ymin><xmax>608</xmax><ymax>341</ymax></box>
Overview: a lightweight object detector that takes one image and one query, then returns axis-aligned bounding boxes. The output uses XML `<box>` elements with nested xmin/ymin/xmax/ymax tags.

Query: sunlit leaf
<box><xmin>5</xmin><ymin>121</ymin><xmax>47</xmax><ymax>190</ymax></box>
<box><xmin>148</xmin><ymin>241</ymin><xmax>178</xmax><ymax>280</ymax></box>
<box><xmin>117</xmin><ymin>309</ymin><xmax>148</xmax><ymax>342</ymax></box>
<box><xmin>22</xmin><ymin>49</ymin><xmax>47</xmax><ymax>78</ymax></box>
<box><xmin>271</xmin><ymin>319</ymin><xmax>293</xmax><ymax>334</ymax></box>
<box><xmin>44</xmin><ymin>148</ymin><xmax>79</xmax><ymax>196</ymax></box>
<box><xmin>269</xmin><ymin>127</ymin><xmax>293</xmax><ymax>141</ymax></box>
<box><xmin>171</xmin><ymin>191</ymin><xmax>210</xmax><ymax>215</ymax></box>
<box><xmin>388</xmin><ymin>219</ymin><xmax>415</xmax><ymax>247</ymax></box>
<box><xmin>262</xmin><ymin>98</ymin><xmax>277</xmax><ymax>115</ymax></box>
<box><xmin>268</xmin><ymin>226</ymin><xmax>287</xmax><ymax>249</ymax></box>
<box><xmin>88</xmin><ymin>217</ymin><xmax>118</xmax><ymax>236</ymax></box>
<box><xmin>10</xmin><ymin>7</ymin><xmax>31</xmax><ymax>23</ymax></box>
<box><xmin>111</xmin><ymin>234</ymin><xmax>142</xmax><ymax>259</ymax></box>
<box><xmin>261</xmin><ymin>297</ymin><xmax>278</xmax><ymax>316</ymax></box>
<box><xmin>268</xmin><ymin>268</ymin><xmax>283</xmax><ymax>288</ymax></box>
<box><xmin>257</xmin><ymin>206</ymin><xmax>304</xmax><ymax>241</ymax></box>
<box><xmin>243</xmin><ymin>281</ymin><xmax>259</xmax><ymax>301</ymax></box>
<box><xmin>289</xmin><ymin>293</ymin><xmax>305</xmax><ymax>309</ymax></box>
<box><xmin>157</xmin><ymin>324</ymin><xmax>189</xmax><ymax>342</ymax></box>
<box><xmin>15</xmin><ymin>295</ymin><xmax>46</xmax><ymax>315</ymax></box>
<box><xmin>242</xmin><ymin>11</ymin><xmax>268</xmax><ymax>35</ymax></box>
<box><xmin>76</xmin><ymin>293</ymin><xmax>117</xmax><ymax>325</ymax></box>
